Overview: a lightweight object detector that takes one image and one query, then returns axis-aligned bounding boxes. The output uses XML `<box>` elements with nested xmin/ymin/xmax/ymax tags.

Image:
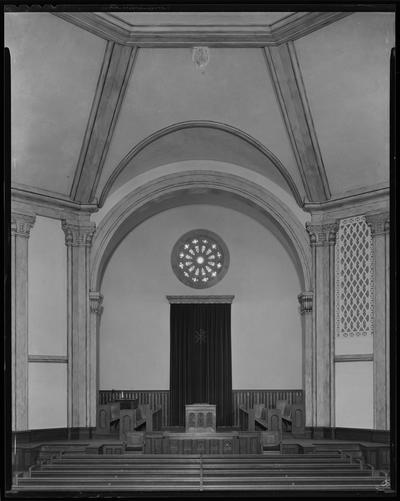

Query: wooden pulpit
<box><xmin>185</xmin><ymin>403</ymin><xmax>216</xmax><ymax>433</ymax></box>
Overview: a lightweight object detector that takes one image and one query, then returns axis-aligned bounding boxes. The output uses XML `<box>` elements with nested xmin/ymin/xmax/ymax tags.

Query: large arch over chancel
<box><xmin>89</xmin><ymin>169</ymin><xmax>313</xmax><ymax>428</ymax></box>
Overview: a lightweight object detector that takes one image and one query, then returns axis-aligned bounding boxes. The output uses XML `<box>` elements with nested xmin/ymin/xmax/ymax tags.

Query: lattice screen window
<box><xmin>335</xmin><ymin>216</ymin><xmax>374</xmax><ymax>337</ymax></box>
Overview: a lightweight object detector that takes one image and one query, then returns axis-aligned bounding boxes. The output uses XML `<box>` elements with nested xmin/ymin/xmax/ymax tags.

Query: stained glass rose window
<box><xmin>171</xmin><ymin>229</ymin><xmax>229</xmax><ymax>289</ymax></box>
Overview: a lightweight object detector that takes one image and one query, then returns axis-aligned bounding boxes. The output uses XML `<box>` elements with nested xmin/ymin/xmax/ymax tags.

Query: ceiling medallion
<box><xmin>192</xmin><ymin>46</ymin><xmax>210</xmax><ymax>72</ymax></box>
<box><xmin>171</xmin><ymin>229</ymin><xmax>229</xmax><ymax>289</ymax></box>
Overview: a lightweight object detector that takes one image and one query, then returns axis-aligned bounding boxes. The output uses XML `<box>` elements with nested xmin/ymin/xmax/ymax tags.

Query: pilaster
<box><xmin>298</xmin><ymin>292</ymin><xmax>313</xmax><ymax>426</ymax></box>
<box><xmin>305</xmin><ymin>222</ymin><xmax>338</xmax><ymax>427</ymax></box>
<box><xmin>89</xmin><ymin>291</ymin><xmax>103</xmax><ymax>427</ymax></box>
<box><xmin>11</xmin><ymin>212</ymin><xmax>36</xmax><ymax>431</ymax></box>
<box><xmin>366</xmin><ymin>213</ymin><xmax>390</xmax><ymax>430</ymax></box>
<box><xmin>62</xmin><ymin>219</ymin><xmax>96</xmax><ymax>428</ymax></box>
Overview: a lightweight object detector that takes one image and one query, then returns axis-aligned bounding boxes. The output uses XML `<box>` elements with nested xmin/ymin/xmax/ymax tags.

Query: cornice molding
<box><xmin>304</xmin><ymin>186</ymin><xmax>389</xmax><ymax>213</ymax></box>
<box><xmin>166</xmin><ymin>295</ymin><xmax>234</xmax><ymax>304</ymax></box>
<box><xmin>53</xmin><ymin>12</ymin><xmax>352</xmax><ymax>47</ymax></box>
<box><xmin>11</xmin><ymin>184</ymin><xmax>98</xmax><ymax>220</ymax></box>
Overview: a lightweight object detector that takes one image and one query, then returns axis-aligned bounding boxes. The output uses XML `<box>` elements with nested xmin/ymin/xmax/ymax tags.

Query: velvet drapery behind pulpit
<box><xmin>170</xmin><ymin>303</ymin><xmax>232</xmax><ymax>427</ymax></box>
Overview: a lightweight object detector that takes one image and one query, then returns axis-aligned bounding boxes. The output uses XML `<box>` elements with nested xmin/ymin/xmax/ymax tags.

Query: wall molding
<box><xmin>52</xmin><ymin>12</ymin><xmax>352</xmax><ymax>47</ymax></box>
<box><xmin>11</xmin><ymin>183</ymin><xmax>98</xmax><ymax>221</ymax></box>
<box><xmin>304</xmin><ymin>185</ymin><xmax>389</xmax><ymax>213</ymax></box>
<box><xmin>334</xmin><ymin>354</ymin><xmax>374</xmax><ymax>363</ymax></box>
<box><xmin>28</xmin><ymin>355</ymin><xmax>68</xmax><ymax>363</ymax></box>
<box><xmin>166</xmin><ymin>295</ymin><xmax>234</xmax><ymax>304</ymax></box>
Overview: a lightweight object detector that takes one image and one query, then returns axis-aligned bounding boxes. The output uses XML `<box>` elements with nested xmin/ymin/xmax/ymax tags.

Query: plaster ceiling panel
<box><xmin>294</xmin><ymin>12</ymin><xmax>394</xmax><ymax>197</ymax></box>
<box><xmin>104</xmin><ymin>11</ymin><xmax>294</xmax><ymax>27</ymax></box>
<box><xmin>5</xmin><ymin>13</ymin><xmax>106</xmax><ymax>196</ymax></box>
<box><xmin>98</xmin><ymin>47</ymin><xmax>304</xmax><ymax>200</ymax></box>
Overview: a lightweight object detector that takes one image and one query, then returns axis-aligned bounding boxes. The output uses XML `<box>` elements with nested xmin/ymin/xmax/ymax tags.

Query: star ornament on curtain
<box><xmin>194</xmin><ymin>329</ymin><xmax>207</xmax><ymax>344</ymax></box>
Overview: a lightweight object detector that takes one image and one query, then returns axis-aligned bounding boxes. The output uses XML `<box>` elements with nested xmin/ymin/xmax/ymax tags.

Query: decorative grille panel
<box><xmin>335</xmin><ymin>216</ymin><xmax>374</xmax><ymax>337</ymax></box>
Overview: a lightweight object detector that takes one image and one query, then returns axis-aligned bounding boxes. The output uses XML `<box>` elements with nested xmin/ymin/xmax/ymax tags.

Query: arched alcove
<box><xmin>92</xmin><ymin>171</ymin><xmax>311</xmax><ymax>292</ymax></box>
<box><xmin>90</xmin><ymin>170</ymin><xmax>313</xmax><ymax>423</ymax></box>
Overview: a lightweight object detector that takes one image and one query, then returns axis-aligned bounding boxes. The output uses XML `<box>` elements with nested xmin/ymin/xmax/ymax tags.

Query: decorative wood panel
<box><xmin>99</xmin><ymin>389</ymin><xmax>304</xmax><ymax>429</ymax></box>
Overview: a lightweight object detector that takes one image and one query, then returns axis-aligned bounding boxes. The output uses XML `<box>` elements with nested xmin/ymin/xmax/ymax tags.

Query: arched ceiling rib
<box><xmin>100</xmin><ymin>122</ymin><xmax>304</xmax><ymax>207</ymax></box>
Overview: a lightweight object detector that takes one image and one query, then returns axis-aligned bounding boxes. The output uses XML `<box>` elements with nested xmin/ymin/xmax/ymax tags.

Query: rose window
<box><xmin>171</xmin><ymin>229</ymin><xmax>229</xmax><ymax>289</ymax></box>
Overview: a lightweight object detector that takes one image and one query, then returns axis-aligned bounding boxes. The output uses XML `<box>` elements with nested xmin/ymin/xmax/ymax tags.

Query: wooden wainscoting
<box><xmin>99</xmin><ymin>389</ymin><xmax>304</xmax><ymax>428</ymax></box>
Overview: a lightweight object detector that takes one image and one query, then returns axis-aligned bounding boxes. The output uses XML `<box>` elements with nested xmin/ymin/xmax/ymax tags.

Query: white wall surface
<box><xmin>27</xmin><ymin>216</ymin><xmax>68</xmax><ymax>429</ymax></box>
<box><xmin>335</xmin><ymin>361</ymin><xmax>373</xmax><ymax>429</ymax></box>
<box><xmin>100</xmin><ymin>204</ymin><xmax>302</xmax><ymax>391</ymax></box>
<box><xmin>28</xmin><ymin>363</ymin><xmax>67</xmax><ymax>429</ymax></box>
<box><xmin>28</xmin><ymin>216</ymin><xmax>67</xmax><ymax>355</ymax></box>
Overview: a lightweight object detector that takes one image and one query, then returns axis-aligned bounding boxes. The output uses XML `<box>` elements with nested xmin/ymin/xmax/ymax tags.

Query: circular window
<box><xmin>171</xmin><ymin>229</ymin><xmax>230</xmax><ymax>289</ymax></box>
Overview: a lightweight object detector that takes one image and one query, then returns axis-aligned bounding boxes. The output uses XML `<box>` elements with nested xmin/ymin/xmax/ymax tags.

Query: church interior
<box><xmin>5</xmin><ymin>6</ymin><xmax>396</xmax><ymax>495</ymax></box>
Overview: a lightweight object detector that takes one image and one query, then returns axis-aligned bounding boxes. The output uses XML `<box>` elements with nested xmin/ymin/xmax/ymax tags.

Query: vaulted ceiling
<box><xmin>5</xmin><ymin>10</ymin><xmax>394</xmax><ymax>209</ymax></box>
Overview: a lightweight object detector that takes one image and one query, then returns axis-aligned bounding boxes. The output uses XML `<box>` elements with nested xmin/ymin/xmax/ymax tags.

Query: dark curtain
<box><xmin>170</xmin><ymin>303</ymin><xmax>232</xmax><ymax>427</ymax></box>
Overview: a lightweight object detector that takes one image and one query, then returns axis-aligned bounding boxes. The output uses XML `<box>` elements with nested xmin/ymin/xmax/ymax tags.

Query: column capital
<box><xmin>61</xmin><ymin>220</ymin><xmax>96</xmax><ymax>247</ymax></box>
<box><xmin>365</xmin><ymin>213</ymin><xmax>390</xmax><ymax>236</ymax></box>
<box><xmin>11</xmin><ymin>212</ymin><xmax>36</xmax><ymax>238</ymax></box>
<box><xmin>89</xmin><ymin>291</ymin><xmax>104</xmax><ymax>316</ymax></box>
<box><xmin>306</xmin><ymin>222</ymin><xmax>339</xmax><ymax>246</ymax></box>
<box><xmin>298</xmin><ymin>291</ymin><xmax>313</xmax><ymax>315</ymax></box>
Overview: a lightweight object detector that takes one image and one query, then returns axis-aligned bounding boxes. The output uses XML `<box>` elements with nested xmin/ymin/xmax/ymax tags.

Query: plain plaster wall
<box><xmin>335</xmin><ymin>361</ymin><xmax>373</xmax><ymax>429</ymax></box>
<box><xmin>28</xmin><ymin>216</ymin><xmax>67</xmax><ymax>355</ymax></box>
<box><xmin>28</xmin><ymin>216</ymin><xmax>67</xmax><ymax>429</ymax></box>
<box><xmin>28</xmin><ymin>363</ymin><xmax>67</xmax><ymax>429</ymax></box>
<box><xmin>100</xmin><ymin>204</ymin><xmax>302</xmax><ymax>391</ymax></box>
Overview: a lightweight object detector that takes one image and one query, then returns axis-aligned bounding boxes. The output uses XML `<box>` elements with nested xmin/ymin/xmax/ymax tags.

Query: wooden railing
<box><xmin>99</xmin><ymin>389</ymin><xmax>304</xmax><ymax>429</ymax></box>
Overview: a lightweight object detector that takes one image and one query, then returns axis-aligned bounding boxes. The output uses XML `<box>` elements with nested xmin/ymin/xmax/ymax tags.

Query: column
<box><xmin>366</xmin><ymin>213</ymin><xmax>390</xmax><ymax>430</ymax></box>
<box><xmin>305</xmin><ymin>222</ymin><xmax>338</xmax><ymax>428</ymax></box>
<box><xmin>89</xmin><ymin>291</ymin><xmax>103</xmax><ymax>428</ymax></box>
<box><xmin>298</xmin><ymin>291</ymin><xmax>313</xmax><ymax>427</ymax></box>
<box><xmin>11</xmin><ymin>212</ymin><xmax>36</xmax><ymax>431</ymax></box>
<box><xmin>62</xmin><ymin>219</ymin><xmax>96</xmax><ymax>429</ymax></box>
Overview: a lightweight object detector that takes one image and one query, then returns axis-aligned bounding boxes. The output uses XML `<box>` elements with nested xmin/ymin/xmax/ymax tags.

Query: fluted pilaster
<box><xmin>305</xmin><ymin>221</ymin><xmax>338</xmax><ymax>427</ymax></box>
<box><xmin>11</xmin><ymin>212</ymin><xmax>36</xmax><ymax>431</ymax></box>
<box><xmin>366</xmin><ymin>213</ymin><xmax>390</xmax><ymax>430</ymax></box>
<box><xmin>62</xmin><ymin>219</ymin><xmax>96</xmax><ymax>428</ymax></box>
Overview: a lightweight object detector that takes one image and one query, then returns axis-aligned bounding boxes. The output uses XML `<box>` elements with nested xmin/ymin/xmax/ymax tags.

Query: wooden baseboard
<box><xmin>12</xmin><ymin>427</ymin><xmax>95</xmax><ymax>444</ymax></box>
<box><xmin>305</xmin><ymin>426</ymin><xmax>390</xmax><ymax>444</ymax></box>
